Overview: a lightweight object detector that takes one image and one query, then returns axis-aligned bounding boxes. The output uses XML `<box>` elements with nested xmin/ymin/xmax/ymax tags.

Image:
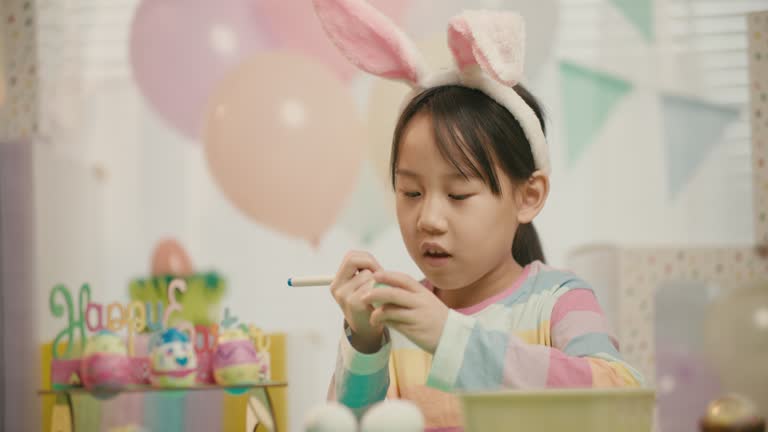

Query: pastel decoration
<box><xmin>212</xmin><ymin>327</ymin><xmax>268</xmax><ymax>385</ymax></box>
<box><xmin>126</xmin><ymin>300</ymin><xmax>146</xmax><ymax>357</ymax></box>
<box><xmin>130</xmin><ymin>356</ymin><xmax>151</xmax><ymax>385</ymax></box>
<box><xmin>203</xmin><ymin>52</ymin><xmax>363</xmax><ymax>245</ymax></box>
<box><xmin>107</xmin><ymin>302</ymin><xmax>126</xmax><ymax>332</ymax></box>
<box><xmin>149</xmin><ymin>328</ymin><xmax>198</xmax><ymax>387</ymax></box>
<box><xmin>162</xmin><ymin>278</ymin><xmax>188</xmax><ymax>328</ymax></box>
<box><xmin>560</xmin><ymin>61</ymin><xmax>632</xmax><ymax>166</ymax></box>
<box><xmin>129</xmin><ymin>272</ymin><xmax>227</xmax><ymax>328</ymax></box>
<box><xmin>150</xmin><ymin>238</ymin><xmax>194</xmax><ymax>277</ymax></box>
<box><xmin>50</xmin><ymin>283</ymin><xmax>91</xmax><ymax>359</ymax></box>
<box><xmin>661</xmin><ymin>93</ymin><xmax>740</xmax><ymax>198</ymax></box>
<box><xmin>254</xmin><ymin>0</ymin><xmax>412</xmax><ymax>82</ymax></box>
<box><xmin>86</xmin><ymin>302</ymin><xmax>105</xmax><ymax>332</ymax></box>
<box><xmin>81</xmin><ymin>331</ymin><xmax>135</xmax><ymax>390</ymax></box>
<box><xmin>195</xmin><ymin>349</ymin><xmax>215</xmax><ymax>384</ymax></box>
<box><xmin>220</xmin><ymin>308</ymin><xmax>238</xmax><ymax>329</ymax></box>
<box><xmin>51</xmin><ymin>358</ymin><xmax>83</xmax><ymax>389</ymax></box>
<box><xmin>129</xmin><ymin>0</ymin><xmax>272</xmax><ymax>139</ymax></box>
<box><xmin>404</xmin><ymin>0</ymin><xmax>559</xmax><ymax>79</ymax></box>
<box><xmin>609</xmin><ymin>0</ymin><xmax>654</xmax><ymax>42</ymax></box>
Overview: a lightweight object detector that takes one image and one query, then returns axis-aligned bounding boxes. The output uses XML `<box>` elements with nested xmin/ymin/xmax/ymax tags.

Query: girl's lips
<box><xmin>423</xmin><ymin>253</ymin><xmax>452</xmax><ymax>267</ymax></box>
<box><xmin>421</xmin><ymin>241</ymin><xmax>450</xmax><ymax>256</ymax></box>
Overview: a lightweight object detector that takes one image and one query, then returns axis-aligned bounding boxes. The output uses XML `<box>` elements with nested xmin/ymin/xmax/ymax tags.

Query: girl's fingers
<box><xmin>370</xmin><ymin>304</ymin><xmax>410</xmax><ymax>327</ymax></box>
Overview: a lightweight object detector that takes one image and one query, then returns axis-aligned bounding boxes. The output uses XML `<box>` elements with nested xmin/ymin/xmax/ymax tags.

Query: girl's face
<box><xmin>394</xmin><ymin>112</ymin><xmax>523</xmax><ymax>293</ymax></box>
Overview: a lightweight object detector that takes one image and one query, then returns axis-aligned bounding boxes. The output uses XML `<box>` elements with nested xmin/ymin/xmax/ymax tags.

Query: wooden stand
<box><xmin>38</xmin><ymin>382</ymin><xmax>287</xmax><ymax>432</ymax></box>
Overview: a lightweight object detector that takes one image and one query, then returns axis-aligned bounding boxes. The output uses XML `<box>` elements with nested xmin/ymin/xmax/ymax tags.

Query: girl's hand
<box><xmin>330</xmin><ymin>251</ymin><xmax>384</xmax><ymax>353</ymax></box>
<box><xmin>366</xmin><ymin>271</ymin><xmax>450</xmax><ymax>354</ymax></box>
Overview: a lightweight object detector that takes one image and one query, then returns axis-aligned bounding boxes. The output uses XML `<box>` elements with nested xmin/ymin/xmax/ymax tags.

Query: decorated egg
<box><xmin>212</xmin><ymin>327</ymin><xmax>267</xmax><ymax>385</ymax></box>
<box><xmin>81</xmin><ymin>330</ymin><xmax>134</xmax><ymax>390</ymax></box>
<box><xmin>149</xmin><ymin>328</ymin><xmax>198</xmax><ymax>387</ymax></box>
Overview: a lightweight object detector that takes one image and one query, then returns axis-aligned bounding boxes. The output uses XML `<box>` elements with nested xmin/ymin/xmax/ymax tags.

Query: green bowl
<box><xmin>459</xmin><ymin>388</ymin><xmax>656</xmax><ymax>432</ymax></box>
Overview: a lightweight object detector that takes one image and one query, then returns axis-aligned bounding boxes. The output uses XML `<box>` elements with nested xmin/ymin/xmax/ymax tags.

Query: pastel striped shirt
<box><xmin>330</xmin><ymin>261</ymin><xmax>645</xmax><ymax>431</ymax></box>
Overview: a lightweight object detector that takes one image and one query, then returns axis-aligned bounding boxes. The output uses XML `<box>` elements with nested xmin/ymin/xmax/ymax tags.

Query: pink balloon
<box><xmin>254</xmin><ymin>0</ymin><xmax>413</xmax><ymax>82</ymax></box>
<box><xmin>203</xmin><ymin>53</ymin><xmax>363</xmax><ymax>244</ymax></box>
<box><xmin>130</xmin><ymin>0</ymin><xmax>271</xmax><ymax>140</ymax></box>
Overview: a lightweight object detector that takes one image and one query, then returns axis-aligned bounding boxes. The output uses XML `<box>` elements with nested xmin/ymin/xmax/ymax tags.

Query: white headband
<box><xmin>314</xmin><ymin>1</ymin><xmax>550</xmax><ymax>174</ymax></box>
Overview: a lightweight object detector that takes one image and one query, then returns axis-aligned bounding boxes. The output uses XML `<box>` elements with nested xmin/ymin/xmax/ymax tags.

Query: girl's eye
<box><xmin>449</xmin><ymin>194</ymin><xmax>472</xmax><ymax>201</ymax></box>
<box><xmin>403</xmin><ymin>191</ymin><xmax>421</xmax><ymax>198</ymax></box>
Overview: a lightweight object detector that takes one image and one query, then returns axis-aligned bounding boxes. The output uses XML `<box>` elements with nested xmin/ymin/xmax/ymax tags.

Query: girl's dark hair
<box><xmin>390</xmin><ymin>84</ymin><xmax>546</xmax><ymax>265</ymax></box>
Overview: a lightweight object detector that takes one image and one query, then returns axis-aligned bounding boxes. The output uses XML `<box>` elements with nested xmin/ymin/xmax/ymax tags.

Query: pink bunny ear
<box><xmin>313</xmin><ymin>0</ymin><xmax>427</xmax><ymax>85</ymax></box>
<box><xmin>447</xmin><ymin>11</ymin><xmax>527</xmax><ymax>86</ymax></box>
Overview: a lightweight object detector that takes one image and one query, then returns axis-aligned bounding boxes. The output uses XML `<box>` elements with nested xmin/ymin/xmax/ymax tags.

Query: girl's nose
<box><xmin>416</xmin><ymin>196</ymin><xmax>448</xmax><ymax>235</ymax></box>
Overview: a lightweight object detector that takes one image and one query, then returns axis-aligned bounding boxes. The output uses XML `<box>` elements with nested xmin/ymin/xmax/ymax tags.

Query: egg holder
<box><xmin>48</xmin><ymin>279</ymin><xmax>271</xmax><ymax>391</ymax></box>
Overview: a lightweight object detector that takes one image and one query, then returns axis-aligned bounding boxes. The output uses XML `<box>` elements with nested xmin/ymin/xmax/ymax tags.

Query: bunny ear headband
<box><xmin>313</xmin><ymin>0</ymin><xmax>551</xmax><ymax>175</ymax></box>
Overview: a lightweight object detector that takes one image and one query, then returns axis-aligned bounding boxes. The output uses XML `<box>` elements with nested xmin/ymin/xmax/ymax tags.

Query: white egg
<box><xmin>361</xmin><ymin>400</ymin><xmax>424</xmax><ymax>432</ymax></box>
<box><xmin>304</xmin><ymin>402</ymin><xmax>357</xmax><ymax>432</ymax></box>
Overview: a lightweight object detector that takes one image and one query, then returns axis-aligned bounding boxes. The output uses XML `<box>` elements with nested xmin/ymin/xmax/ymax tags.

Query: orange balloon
<box><xmin>203</xmin><ymin>52</ymin><xmax>363</xmax><ymax>243</ymax></box>
<box><xmin>151</xmin><ymin>238</ymin><xmax>194</xmax><ymax>276</ymax></box>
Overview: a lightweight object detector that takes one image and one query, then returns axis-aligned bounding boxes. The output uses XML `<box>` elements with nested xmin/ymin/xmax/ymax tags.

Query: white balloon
<box><xmin>361</xmin><ymin>400</ymin><xmax>425</xmax><ymax>432</ymax></box>
<box><xmin>303</xmin><ymin>402</ymin><xmax>358</xmax><ymax>432</ymax></box>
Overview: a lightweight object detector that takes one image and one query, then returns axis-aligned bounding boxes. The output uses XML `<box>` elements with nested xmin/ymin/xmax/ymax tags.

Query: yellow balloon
<box><xmin>366</xmin><ymin>33</ymin><xmax>454</xmax><ymax>191</ymax></box>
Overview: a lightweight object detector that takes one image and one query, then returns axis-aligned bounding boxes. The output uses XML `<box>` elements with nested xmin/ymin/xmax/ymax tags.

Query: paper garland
<box><xmin>609</xmin><ymin>0</ymin><xmax>655</xmax><ymax>42</ymax></box>
<box><xmin>661</xmin><ymin>94</ymin><xmax>740</xmax><ymax>198</ymax></box>
<box><xmin>560</xmin><ymin>61</ymin><xmax>633</xmax><ymax>166</ymax></box>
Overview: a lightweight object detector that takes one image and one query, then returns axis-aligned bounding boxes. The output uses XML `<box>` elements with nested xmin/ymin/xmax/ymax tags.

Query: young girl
<box><xmin>314</xmin><ymin>0</ymin><xmax>645</xmax><ymax>429</ymax></box>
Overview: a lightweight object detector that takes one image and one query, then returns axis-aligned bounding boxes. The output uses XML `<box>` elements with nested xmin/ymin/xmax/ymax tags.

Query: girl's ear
<box><xmin>515</xmin><ymin>171</ymin><xmax>549</xmax><ymax>224</ymax></box>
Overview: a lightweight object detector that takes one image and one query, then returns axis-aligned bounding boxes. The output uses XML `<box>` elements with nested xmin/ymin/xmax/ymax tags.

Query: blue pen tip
<box><xmin>287</xmin><ymin>278</ymin><xmax>293</xmax><ymax>287</ymax></box>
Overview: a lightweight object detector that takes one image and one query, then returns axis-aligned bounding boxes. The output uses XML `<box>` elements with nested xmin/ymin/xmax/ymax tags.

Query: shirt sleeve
<box><xmin>426</xmin><ymin>288</ymin><xmax>645</xmax><ymax>392</ymax></box>
<box><xmin>329</xmin><ymin>327</ymin><xmax>392</xmax><ymax>417</ymax></box>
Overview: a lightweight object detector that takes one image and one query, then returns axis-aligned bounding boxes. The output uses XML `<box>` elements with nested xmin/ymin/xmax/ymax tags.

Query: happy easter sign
<box><xmin>49</xmin><ymin>275</ymin><xmax>249</xmax><ymax>359</ymax></box>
